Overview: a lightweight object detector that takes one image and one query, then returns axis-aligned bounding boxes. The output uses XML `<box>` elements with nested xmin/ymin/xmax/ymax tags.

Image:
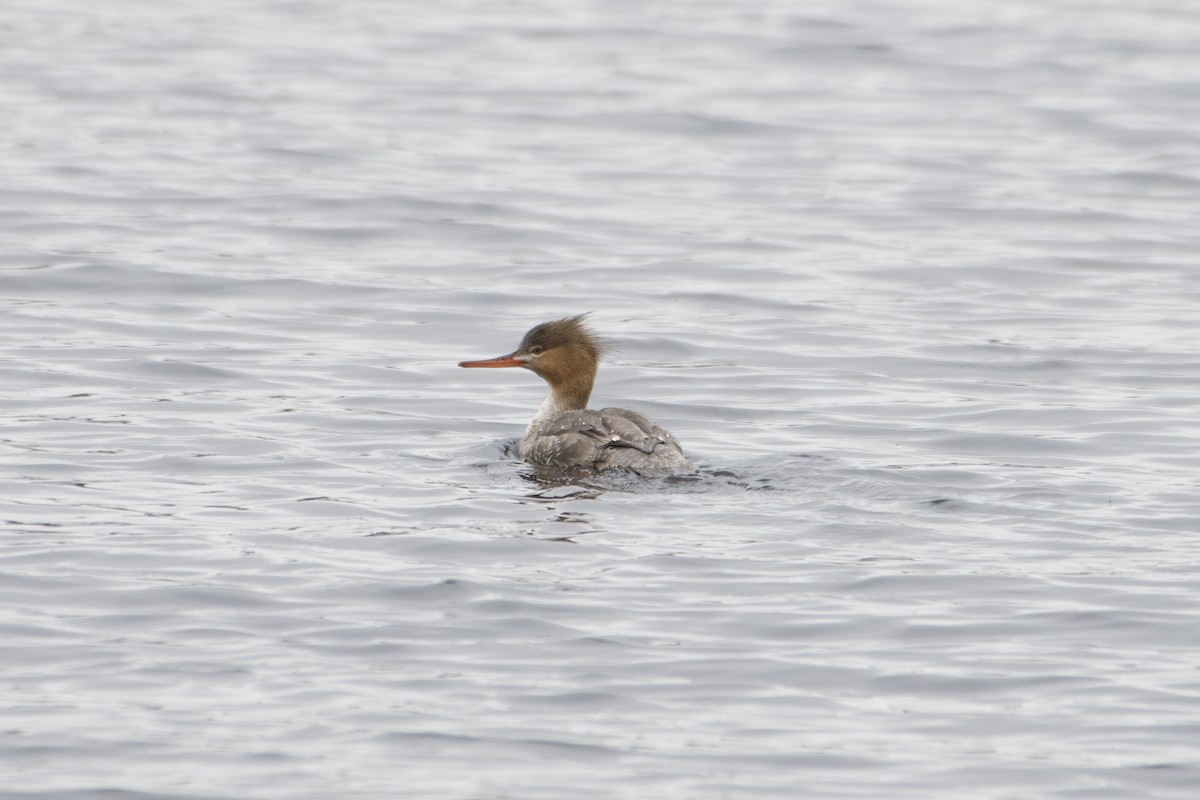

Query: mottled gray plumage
<box><xmin>459</xmin><ymin>315</ymin><xmax>694</xmax><ymax>476</ymax></box>
<box><xmin>519</xmin><ymin>407</ymin><xmax>691</xmax><ymax>476</ymax></box>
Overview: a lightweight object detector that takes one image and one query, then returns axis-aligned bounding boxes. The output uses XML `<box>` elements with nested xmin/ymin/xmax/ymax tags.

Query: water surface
<box><xmin>3</xmin><ymin>1</ymin><xmax>1199</xmax><ymax>798</ymax></box>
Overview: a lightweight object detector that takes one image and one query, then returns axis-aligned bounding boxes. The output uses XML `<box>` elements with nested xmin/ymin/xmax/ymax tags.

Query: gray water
<box><xmin>3</xmin><ymin>0</ymin><xmax>1200</xmax><ymax>798</ymax></box>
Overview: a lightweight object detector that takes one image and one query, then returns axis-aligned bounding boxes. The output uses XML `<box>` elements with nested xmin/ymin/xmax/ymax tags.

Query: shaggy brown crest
<box><xmin>515</xmin><ymin>315</ymin><xmax>603</xmax><ymax>409</ymax></box>
<box><xmin>518</xmin><ymin>314</ymin><xmax>605</xmax><ymax>363</ymax></box>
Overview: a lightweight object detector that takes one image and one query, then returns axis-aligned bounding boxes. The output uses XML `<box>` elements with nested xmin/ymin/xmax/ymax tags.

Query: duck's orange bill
<box><xmin>458</xmin><ymin>354</ymin><xmax>524</xmax><ymax>368</ymax></box>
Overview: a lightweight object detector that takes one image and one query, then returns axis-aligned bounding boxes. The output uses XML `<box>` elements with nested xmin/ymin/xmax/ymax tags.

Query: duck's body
<box><xmin>520</xmin><ymin>405</ymin><xmax>690</xmax><ymax>474</ymax></box>
<box><xmin>459</xmin><ymin>315</ymin><xmax>692</xmax><ymax>476</ymax></box>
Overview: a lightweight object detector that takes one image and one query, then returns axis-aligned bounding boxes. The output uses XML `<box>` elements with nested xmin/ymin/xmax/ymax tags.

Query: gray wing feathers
<box><xmin>519</xmin><ymin>407</ymin><xmax>692</xmax><ymax>474</ymax></box>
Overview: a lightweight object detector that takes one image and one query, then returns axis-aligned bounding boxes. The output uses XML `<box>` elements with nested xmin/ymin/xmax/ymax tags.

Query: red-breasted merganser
<box><xmin>459</xmin><ymin>315</ymin><xmax>693</xmax><ymax>475</ymax></box>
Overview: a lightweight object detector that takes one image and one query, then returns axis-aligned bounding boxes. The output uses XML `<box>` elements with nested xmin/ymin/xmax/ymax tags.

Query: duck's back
<box><xmin>520</xmin><ymin>407</ymin><xmax>692</xmax><ymax>475</ymax></box>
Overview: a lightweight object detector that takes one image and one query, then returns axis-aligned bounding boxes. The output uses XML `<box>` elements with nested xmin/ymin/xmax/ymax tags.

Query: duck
<box><xmin>458</xmin><ymin>315</ymin><xmax>693</xmax><ymax>475</ymax></box>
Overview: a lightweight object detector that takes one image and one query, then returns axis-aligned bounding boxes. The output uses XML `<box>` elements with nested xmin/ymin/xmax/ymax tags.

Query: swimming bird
<box><xmin>458</xmin><ymin>315</ymin><xmax>693</xmax><ymax>475</ymax></box>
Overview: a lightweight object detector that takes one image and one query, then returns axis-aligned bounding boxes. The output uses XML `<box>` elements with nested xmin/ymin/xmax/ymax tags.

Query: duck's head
<box><xmin>458</xmin><ymin>314</ymin><xmax>604</xmax><ymax>407</ymax></box>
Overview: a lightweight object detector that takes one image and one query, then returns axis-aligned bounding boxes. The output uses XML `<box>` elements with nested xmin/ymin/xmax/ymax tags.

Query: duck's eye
<box><xmin>530</xmin><ymin>346</ymin><xmax>545</xmax><ymax>356</ymax></box>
